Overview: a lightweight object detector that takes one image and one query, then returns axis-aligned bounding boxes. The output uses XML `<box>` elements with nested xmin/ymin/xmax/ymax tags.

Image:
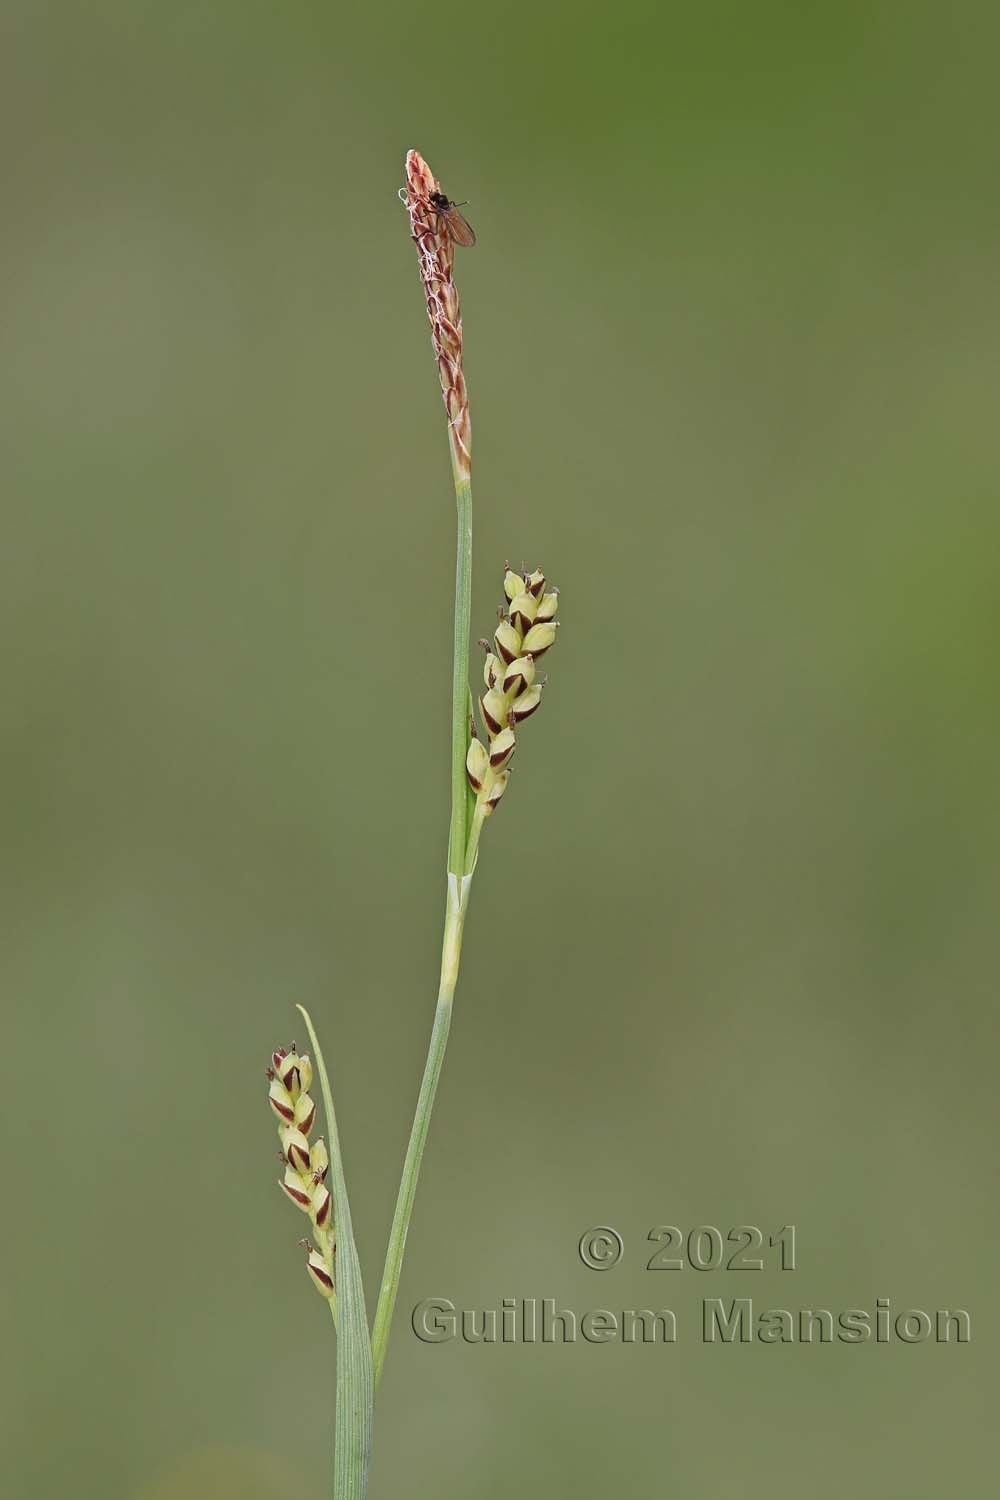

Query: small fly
<box><xmin>429</xmin><ymin>190</ymin><xmax>476</xmax><ymax>248</ymax></box>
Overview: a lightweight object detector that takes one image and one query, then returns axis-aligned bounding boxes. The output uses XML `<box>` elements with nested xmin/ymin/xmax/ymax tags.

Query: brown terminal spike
<box><xmin>400</xmin><ymin>151</ymin><xmax>471</xmax><ymax>481</ymax></box>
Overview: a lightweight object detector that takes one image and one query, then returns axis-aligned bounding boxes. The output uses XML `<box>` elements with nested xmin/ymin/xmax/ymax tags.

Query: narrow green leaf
<box><xmin>297</xmin><ymin>1005</ymin><xmax>373</xmax><ymax>1500</ymax></box>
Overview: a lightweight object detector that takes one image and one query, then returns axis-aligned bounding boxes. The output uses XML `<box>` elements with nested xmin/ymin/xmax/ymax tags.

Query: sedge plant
<box><xmin>263</xmin><ymin>149</ymin><xmax>561</xmax><ymax>1498</ymax></box>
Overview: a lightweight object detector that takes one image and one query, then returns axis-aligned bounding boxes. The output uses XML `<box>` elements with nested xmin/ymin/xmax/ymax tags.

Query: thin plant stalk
<box><xmin>372</xmin><ymin>472</ymin><xmax>474</xmax><ymax>1387</ymax></box>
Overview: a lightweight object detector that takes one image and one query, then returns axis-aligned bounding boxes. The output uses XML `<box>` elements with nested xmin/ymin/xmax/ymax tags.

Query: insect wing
<box><xmin>442</xmin><ymin>206</ymin><xmax>476</xmax><ymax>247</ymax></box>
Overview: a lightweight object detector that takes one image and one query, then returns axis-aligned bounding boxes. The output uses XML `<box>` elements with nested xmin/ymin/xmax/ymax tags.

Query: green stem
<box><xmin>372</xmin><ymin>457</ymin><xmax>474</xmax><ymax>1387</ymax></box>
<box><xmin>371</xmin><ymin>884</ymin><xmax>468</xmax><ymax>1385</ymax></box>
<box><xmin>297</xmin><ymin>1005</ymin><xmax>374</xmax><ymax>1499</ymax></box>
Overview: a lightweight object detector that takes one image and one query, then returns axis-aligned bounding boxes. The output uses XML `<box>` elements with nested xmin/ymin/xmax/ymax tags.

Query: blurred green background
<box><xmin>3</xmin><ymin>1</ymin><xmax>998</xmax><ymax>1495</ymax></box>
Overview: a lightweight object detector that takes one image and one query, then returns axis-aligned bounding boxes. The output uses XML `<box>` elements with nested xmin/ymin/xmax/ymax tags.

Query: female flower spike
<box><xmin>266</xmin><ymin>1044</ymin><xmax>336</xmax><ymax>1303</ymax></box>
<box><xmin>466</xmin><ymin>565</ymin><xmax>560</xmax><ymax>823</ymax></box>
